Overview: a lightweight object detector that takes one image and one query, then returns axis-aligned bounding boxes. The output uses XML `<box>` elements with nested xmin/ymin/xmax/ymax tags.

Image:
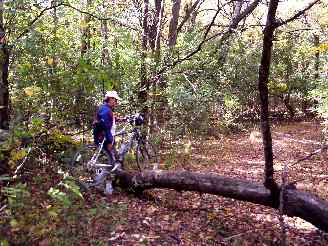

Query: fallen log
<box><xmin>115</xmin><ymin>169</ymin><xmax>328</xmax><ymax>232</ymax></box>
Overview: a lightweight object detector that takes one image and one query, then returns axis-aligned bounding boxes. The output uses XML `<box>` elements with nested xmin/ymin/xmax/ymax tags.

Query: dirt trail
<box><xmin>90</xmin><ymin>121</ymin><xmax>328</xmax><ymax>245</ymax></box>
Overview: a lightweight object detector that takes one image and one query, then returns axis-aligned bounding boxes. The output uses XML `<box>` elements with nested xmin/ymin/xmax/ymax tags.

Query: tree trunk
<box><xmin>177</xmin><ymin>0</ymin><xmax>202</xmax><ymax>34</ymax></box>
<box><xmin>81</xmin><ymin>0</ymin><xmax>91</xmax><ymax>56</ymax></box>
<box><xmin>0</xmin><ymin>44</ymin><xmax>9</xmax><ymax>130</ymax></box>
<box><xmin>139</xmin><ymin>0</ymin><xmax>150</xmax><ymax>120</ymax></box>
<box><xmin>283</xmin><ymin>35</ymin><xmax>294</xmax><ymax>118</ymax></box>
<box><xmin>217</xmin><ymin>0</ymin><xmax>244</xmax><ymax>65</ymax></box>
<box><xmin>115</xmin><ymin>169</ymin><xmax>328</xmax><ymax>232</ymax></box>
<box><xmin>168</xmin><ymin>0</ymin><xmax>181</xmax><ymax>48</ymax></box>
<box><xmin>0</xmin><ymin>0</ymin><xmax>10</xmax><ymax>174</ymax></box>
<box><xmin>313</xmin><ymin>34</ymin><xmax>319</xmax><ymax>80</ymax></box>
<box><xmin>100</xmin><ymin>0</ymin><xmax>111</xmax><ymax>96</ymax></box>
<box><xmin>258</xmin><ymin>0</ymin><xmax>279</xmax><ymax>195</ymax></box>
<box><xmin>148</xmin><ymin>0</ymin><xmax>162</xmax><ymax>51</ymax></box>
<box><xmin>283</xmin><ymin>94</ymin><xmax>295</xmax><ymax>118</ymax></box>
<box><xmin>51</xmin><ymin>0</ymin><xmax>58</xmax><ymax>70</ymax></box>
<box><xmin>154</xmin><ymin>0</ymin><xmax>164</xmax><ymax>57</ymax></box>
<box><xmin>0</xmin><ymin>0</ymin><xmax>9</xmax><ymax>130</ymax></box>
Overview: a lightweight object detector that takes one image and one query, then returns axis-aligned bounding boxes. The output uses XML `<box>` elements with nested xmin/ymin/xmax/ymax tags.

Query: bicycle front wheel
<box><xmin>135</xmin><ymin>139</ymin><xmax>159</xmax><ymax>171</ymax></box>
<box><xmin>70</xmin><ymin>145</ymin><xmax>112</xmax><ymax>190</ymax></box>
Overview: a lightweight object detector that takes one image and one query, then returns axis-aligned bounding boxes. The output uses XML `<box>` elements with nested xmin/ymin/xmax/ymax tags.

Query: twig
<box><xmin>224</xmin><ymin>229</ymin><xmax>257</xmax><ymax>241</ymax></box>
<box><xmin>146</xmin><ymin>0</ymin><xmax>261</xmax><ymax>87</ymax></box>
<box><xmin>14</xmin><ymin>147</ymin><xmax>32</xmax><ymax>175</ymax></box>
<box><xmin>285</xmin><ymin>144</ymin><xmax>327</xmax><ymax>185</ymax></box>
<box><xmin>0</xmin><ymin>204</ymin><xmax>7</xmax><ymax>213</ymax></box>
<box><xmin>289</xmin><ymin>145</ymin><xmax>327</xmax><ymax>168</ymax></box>
<box><xmin>183</xmin><ymin>73</ymin><xmax>196</xmax><ymax>93</ymax></box>
<box><xmin>60</xmin><ymin>3</ymin><xmax>138</xmax><ymax>31</ymax></box>
<box><xmin>176</xmin><ymin>0</ymin><xmax>204</xmax><ymax>34</ymax></box>
<box><xmin>15</xmin><ymin>1</ymin><xmax>138</xmax><ymax>42</ymax></box>
<box><xmin>15</xmin><ymin>2</ymin><xmax>66</xmax><ymax>41</ymax></box>
<box><xmin>275</xmin><ymin>0</ymin><xmax>321</xmax><ymax>28</ymax></box>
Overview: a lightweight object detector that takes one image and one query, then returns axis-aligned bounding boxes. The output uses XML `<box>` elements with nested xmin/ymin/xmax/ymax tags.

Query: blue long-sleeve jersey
<box><xmin>93</xmin><ymin>104</ymin><xmax>114</xmax><ymax>145</ymax></box>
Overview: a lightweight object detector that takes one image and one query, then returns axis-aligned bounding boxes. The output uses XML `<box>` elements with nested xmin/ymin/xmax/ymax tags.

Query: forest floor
<box><xmin>2</xmin><ymin>120</ymin><xmax>328</xmax><ymax>245</ymax></box>
<box><xmin>79</xmin><ymin>120</ymin><xmax>328</xmax><ymax>245</ymax></box>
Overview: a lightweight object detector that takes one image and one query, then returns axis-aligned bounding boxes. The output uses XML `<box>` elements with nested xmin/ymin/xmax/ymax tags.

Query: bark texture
<box><xmin>168</xmin><ymin>0</ymin><xmax>181</xmax><ymax>48</ymax></box>
<box><xmin>115</xmin><ymin>169</ymin><xmax>328</xmax><ymax>232</ymax></box>
<box><xmin>0</xmin><ymin>44</ymin><xmax>9</xmax><ymax>130</ymax></box>
<box><xmin>138</xmin><ymin>0</ymin><xmax>150</xmax><ymax>118</ymax></box>
<box><xmin>258</xmin><ymin>0</ymin><xmax>279</xmax><ymax>192</ymax></box>
<box><xmin>81</xmin><ymin>0</ymin><xmax>92</xmax><ymax>55</ymax></box>
<box><xmin>0</xmin><ymin>0</ymin><xmax>9</xmax><ymax>130</ymax></box>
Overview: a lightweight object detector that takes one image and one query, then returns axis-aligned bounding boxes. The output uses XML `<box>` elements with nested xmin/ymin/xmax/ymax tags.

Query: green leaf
<box><xmin>0</xmin><ymin>239</ymin><xmax>10</xmax><ymax>246</ymax></box>
<box><xmin>60</xmin><ymin>179</ymin><xmax>84</xmax><ymax>199</ymax></box>
<box><xmin>48</xmin><ymin>188</ymin><xmax>72</xmax><ymax>208</ymax></box>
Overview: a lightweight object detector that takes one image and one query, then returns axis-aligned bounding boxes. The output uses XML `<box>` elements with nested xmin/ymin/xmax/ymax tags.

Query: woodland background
<box><xmin>0</xmin><ymin>0</ymin><xmax>328</xmax><ymax>244</ymax></box>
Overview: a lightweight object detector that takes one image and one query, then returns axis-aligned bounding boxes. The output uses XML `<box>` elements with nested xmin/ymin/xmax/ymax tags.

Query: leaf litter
<box><xmin>3</xmin><ymin>121</ymin><xmax>328</xmax><ymax>245</ymax></box>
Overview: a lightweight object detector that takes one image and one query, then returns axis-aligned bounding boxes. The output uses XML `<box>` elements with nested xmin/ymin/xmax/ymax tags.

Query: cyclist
<box><xmin>93</xmin><ymin>90</ymin><xmax>121</xmax><ymax>160</ymax></box>
<box><xmin>92</xmin><ymin>91</ymin><xmax>122</xmax><ymax>190</ymax></box>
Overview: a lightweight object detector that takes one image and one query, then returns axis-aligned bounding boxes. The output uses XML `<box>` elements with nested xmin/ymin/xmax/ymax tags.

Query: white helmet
<box><xmin>104</xmin><ymin>90</ymin><xmax>121</xmax><ymax>100</ymax></box>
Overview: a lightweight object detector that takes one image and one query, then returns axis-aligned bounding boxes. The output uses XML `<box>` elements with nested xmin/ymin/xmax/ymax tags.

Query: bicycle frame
<box><xmin>87</xmin><ymin>125</ymin><xmax>142</xmax><ymax>172</ymax></box>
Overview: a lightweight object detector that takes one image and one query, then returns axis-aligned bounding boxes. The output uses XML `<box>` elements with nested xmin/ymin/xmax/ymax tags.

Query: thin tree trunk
<box><xmin>139</xmin><ymin>0</ymin><xmax>149</xmax><ymax>119</ymax></box>
<box><xmin>154</xmin><ymin>0</ymin><xmax>164</xmax><ymax>57</ymax></box>
<box><xmin>51</xmin><ymin>0</ymin><xmax>58</xmax><ymax>69</ymax></box>
<box><xmin>0</xmin><ymin>0</ymin><xmax>9</xmax><ymax>130</ymax></box>
<box><xmin>150</xmin><ymin>0</ymin><xmax>164</xmax><ymax>133</ymax></box>
<box><xmin>258</xmin><ymin>0</ymin><xmax>279</xmax><ymax>196</ymax></box>
<box><xmin>283</xmin><ymin>35</ymin><xmax>294</xmax><ymax>118</ymax></box>
<box><xmin>314</xmin><ymin>34</ymin><xmax>319</xmax><ymax>79</ymax></box>
<box><xmin>75</xmin><ymin>0</ymin><xmax>92</xmax><ymax>128</ymax></box>
<box><xmin>101</xmin><ymin>15</ymin><xmax>109</xmax><ymax>66</ymax></box>
<box><xmin>81</xmin><ymin>0</ymin><xmax>91</xmax><ymax>56</ymax></box>
<box><xmin>100</xmin><ymin>1</ymin><xmax>111</xmax><ymax>96</ymax></box>
<box><xmin>217</xmin><ymin>0</ymin><xmax>244</xmax><ymax>65</ymax></box>
<box><xmin>177</xmin><ymin>0</ymin><xmax>202</xmax><ymax>34</ymax></box>
<box><xmin>0</xmin><ymin>0</ymin><xmax>10</xmax><ymax>174</ymax></box>
<box><xmin>168</xmin><ymin>0</ymin><xmax>181</xmax><ymax>48</ymax></box>
<box><xmin>47</xmin><ymin>0</ymin><xmax>59</xmax><ymax>122</ymax></box>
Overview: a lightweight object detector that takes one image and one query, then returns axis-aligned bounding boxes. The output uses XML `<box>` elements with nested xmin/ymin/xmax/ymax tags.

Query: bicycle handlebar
<box><xmin>123</xmin><ymin>113</ymin><xmax>144</xmax><ymax>126</ymax></box>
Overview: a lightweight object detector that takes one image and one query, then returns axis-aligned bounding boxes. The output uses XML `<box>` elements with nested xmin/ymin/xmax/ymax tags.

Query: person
<box><xmin>93</xmin><ymin>90</ymin><xmax>121</xmax><ymax>158</ymax></box>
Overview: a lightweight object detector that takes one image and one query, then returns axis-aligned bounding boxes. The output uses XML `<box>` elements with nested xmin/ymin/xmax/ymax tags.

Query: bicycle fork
<box><xmin>87</xmin><ymin>138</ymin><xmax>106</xmax><ymax>169</ymax></box>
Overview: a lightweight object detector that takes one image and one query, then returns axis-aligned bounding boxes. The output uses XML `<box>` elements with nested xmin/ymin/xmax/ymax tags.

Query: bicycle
<box><xmin>69</xmin><ymin>113</ymin><xmax>159</xmax><ymax>192</ymax></box>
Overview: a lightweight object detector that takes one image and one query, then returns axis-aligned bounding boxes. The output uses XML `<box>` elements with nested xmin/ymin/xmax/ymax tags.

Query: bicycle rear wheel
<box><xmin>70</xmin><ymin>144</ymin><xmax>113</xmax><ymax>190</ymax></box>
<box><xmin>135</xmin><ymin>139</ymin><xmax>159</xmax><ymax>171</ymax></box>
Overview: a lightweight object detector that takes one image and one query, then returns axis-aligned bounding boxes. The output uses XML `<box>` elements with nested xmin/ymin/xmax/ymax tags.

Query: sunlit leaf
<box><xmin>47</xmin><ymin>57</ymin><xmax>54</xmax><ymax>65</ymax></box>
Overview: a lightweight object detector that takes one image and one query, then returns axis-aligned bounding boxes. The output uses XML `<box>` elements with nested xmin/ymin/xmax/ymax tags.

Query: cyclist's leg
<box><xmin>103</xmin><ymin>140</ymin><xmax>115</xmax><ymax>165</ymax></box>
<box><xmin>93</xmin><ymin>139</ymin><xmax>112</xmax><ymax>185</ymax></box>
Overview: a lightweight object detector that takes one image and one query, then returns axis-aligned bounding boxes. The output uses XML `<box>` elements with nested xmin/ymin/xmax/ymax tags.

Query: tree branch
<box><xmin>176</xmin><ymin>0</ymin><xmax>203</xmax><ymax>34</ymax></box>
<box><xmin>147</xmin><ymin>0</ymin><xmax>260</xmax><ymax>85</ymax></box>
<box><xmin>61</xmin><ymin>3</ymin><xmax>138</xmax><ymax>31</ymax></box>
<box><xmin>15</xmin><ymin>1</ymin><xmax>138</xmax><ymax>42</ymax></box>
<box><xmin>275</xmin><ymin>0</ymin><xmax>321</xmax><ymax>28</ymax></box>
<box><xmin>15</xmin><ymin>2</ymin><xmax>65</xmax><ymax>41</ymax></box>
<box><xmin>148</xmin><ymin>0</ymin><xmax>223</xmax><ymax>83</ymax></box>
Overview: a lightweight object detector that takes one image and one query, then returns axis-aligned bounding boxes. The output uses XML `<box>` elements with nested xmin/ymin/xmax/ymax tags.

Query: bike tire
<box><xmin>135</xmin><ymin>139</ymin><xmax>159</xmax><ymax>171</ymax></box>
<box><xmin>69</xmin><ymin>144</ymin><xmax>112</xmax><ymax>191</ymax></box>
